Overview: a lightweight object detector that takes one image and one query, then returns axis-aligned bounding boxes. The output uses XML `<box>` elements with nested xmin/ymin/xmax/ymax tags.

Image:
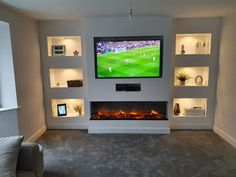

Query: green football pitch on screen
<box><xmin>96</xmin><ymin>46</ymin><xmax>161</xmax><ymax>78</ymax></box>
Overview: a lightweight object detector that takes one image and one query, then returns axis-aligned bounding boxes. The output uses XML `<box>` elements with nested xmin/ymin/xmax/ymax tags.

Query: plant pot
<box><xmin>180</xmin><ymin>80</ymin><xmax>185</xmax><ymax>86</ymax></box>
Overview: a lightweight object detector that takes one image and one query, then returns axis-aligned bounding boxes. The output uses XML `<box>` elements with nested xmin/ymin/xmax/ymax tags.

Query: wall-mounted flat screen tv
<box><xmin>94</xmin><ymin>36</ymin><xmax>163</xmax><ymax>78</ymax></box>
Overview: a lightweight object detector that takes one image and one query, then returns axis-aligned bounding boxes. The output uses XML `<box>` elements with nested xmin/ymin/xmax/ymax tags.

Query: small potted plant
<box><xmin>74</xmin><ymin>105</ymin><xmax>82</xmax><ymax>116</ymax></box>
<box><xmin>176</xmin><ymin>72</ymin><xmax>191</xmax><ymax>86</ymax></box>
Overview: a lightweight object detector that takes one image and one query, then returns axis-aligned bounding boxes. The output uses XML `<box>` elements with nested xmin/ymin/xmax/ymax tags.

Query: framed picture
<box><xmin>57</xmin><ymin>103</ymin><xmax>67</xmax><ymax>116</ymax></box>
<box><xmin>52</xmin><ymin>45</ymin><xmax>66</xmax><ymax>56</ymax></box>
<box><xmin>195</xmin><ymin>75</ymin><xmax>203</xmax><ymax>85</ymax></box>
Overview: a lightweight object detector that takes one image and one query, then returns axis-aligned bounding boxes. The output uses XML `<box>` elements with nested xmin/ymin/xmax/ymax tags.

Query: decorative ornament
<box><xmin>181</xmin><ymin>44</ymin><xmax>185</xmax><ymax>55</ymax></box>
<box><xmin>195</xmin><ymin>75</ymin><xmax>203</xmax><ymax>85</ymax></box>
<box><xmin>73</xmin><ymin>50</ymin><xmax>79</xmax><ymax>56</ymax></box>
<box><xmin>174</xmin><ymin>103</ymin><xmax>181</xmax><ymax>116</ymax></box>
<box><xmin>74</xmin><ymin>105</ymin><xmax>82</xmax><ymax>115</ymax></box>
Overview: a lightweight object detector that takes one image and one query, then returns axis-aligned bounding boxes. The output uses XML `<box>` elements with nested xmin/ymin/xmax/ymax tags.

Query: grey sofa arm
<box><xmin>17</xmin><ymin>142</ymin><xmax>44</xmax><ymax>177</ymax></box>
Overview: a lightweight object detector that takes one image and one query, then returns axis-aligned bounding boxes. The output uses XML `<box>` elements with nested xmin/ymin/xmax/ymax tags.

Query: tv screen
<box><xmin>94</xmin><ymin>36</ymin><xmax>163</xmax><ymax>78</ymax></box>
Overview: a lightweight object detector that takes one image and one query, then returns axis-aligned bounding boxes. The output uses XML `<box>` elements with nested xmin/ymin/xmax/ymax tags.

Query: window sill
<box><xmin>0</xmin><ymin>106</ymin><xmax>22</xmax><ymax>112</ymax></box>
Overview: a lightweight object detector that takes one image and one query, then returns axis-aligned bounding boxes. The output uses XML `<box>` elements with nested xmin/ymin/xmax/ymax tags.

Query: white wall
<box><xmin>38</xmin><ymin>20</ymin><xmax>87</xmax><ymax>129</ymax></box>
<box><xmin>172</xmin><ymin>18</ymin><xmax>221</xmax><ymax>129</ymax></box>
<box><xmin>84</xmin><ymin>16</ymin><xmax>172</xmax><ymax>102</ymax></box>
<box><xmin>0</xmin><ymin>4</ymin><xmax>45</xmax><ymax>140</ymax></box>
<box><xmin>39</xmin><ymin>16</ymin><xmax>173</xmax><ymax>128</ymax></box>
<box><xmin>214</xmin><ymin>14</ymin><xmax>236</xmax><ymax>147</ymax></box>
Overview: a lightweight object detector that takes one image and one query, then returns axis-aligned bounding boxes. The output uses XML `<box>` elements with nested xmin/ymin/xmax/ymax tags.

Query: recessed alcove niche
<box><xmin>173</xmin><ymin>98</ymin><xmax>207</xmax><ymax>118</ymax></box>
<box><xmin>174</xmin><ymin>67</ymin><xmax>209</xmax><ymax>86</ymax></box>
<box><xmin>49</xmin><ymin>68</ymin><xmax>83</xmax><ymax>88</ymax></box>
<box><xmin>47</xmin><ymin>36</ymin><xmax>82</xmax><ymax>57</ymax></box>
<box><xmin>51</xmin><ymin>99</ymin><xmax>84</xmax><ymax>118</ymax></box>
<box><xmin>176</xmin><ymin>33</ymin><xmax>212</xmax><ymax>55</ymax></box>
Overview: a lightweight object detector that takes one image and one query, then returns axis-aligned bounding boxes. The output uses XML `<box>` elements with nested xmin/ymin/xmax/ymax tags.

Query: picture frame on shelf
<box><xmin>195</xmin><ymin>75</ymin><xmax>203</xmax><ymax>85</ymax></box>
<box><xmin>57</xmin><ymin>103</ymin><xmax>67</xmax><ymax>116</ymax></box>
<box><xmin>52</xmin><ymin>45</ymin><xmax>66</xmax><ymax>56</ymax></box>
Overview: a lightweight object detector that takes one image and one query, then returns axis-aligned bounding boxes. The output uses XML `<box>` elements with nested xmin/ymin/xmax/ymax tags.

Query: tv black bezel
<box><xmin>94</xmin><ymin>36</ymin><xmax>163</xmax><ymax>79</ymax></box>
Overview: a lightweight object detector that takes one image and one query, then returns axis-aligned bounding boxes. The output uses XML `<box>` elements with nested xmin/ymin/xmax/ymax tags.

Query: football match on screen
<box><xmin>95</xmin><ymin>40</ymin><xmax>161</xmax><ymax>78</ymax></box>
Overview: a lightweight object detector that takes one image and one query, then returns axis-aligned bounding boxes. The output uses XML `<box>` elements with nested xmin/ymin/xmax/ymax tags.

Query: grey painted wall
<box><xmin>0</xmin><ymin>110</ymin><xmax>19</xmax><ymax>137</ymax></box>
<box><xmin>214</xmin><ymin>14</ymin><xmax>236</xmax><ymax>140</ymax></box>
<box><xmin>84</xmin><ymin>16</ymin><xmax>172</xmax><ymax>103</ymax></box>
<box><xmin>0</xmin><ymin>4</ymin><xmax>45</xmax><ymax>139</ymax></box>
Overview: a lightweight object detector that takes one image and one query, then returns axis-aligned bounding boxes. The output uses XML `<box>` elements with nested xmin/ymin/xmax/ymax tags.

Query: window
<box><xmin>0</xmin><ymin>21</ymin><xmax>17</xmax><ymax>109</ymax></box>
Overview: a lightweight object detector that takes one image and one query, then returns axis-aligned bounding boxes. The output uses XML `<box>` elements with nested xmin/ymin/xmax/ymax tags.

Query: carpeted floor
<box><xmin>36</xmin><ymin>130</ymin><xmax>236</xmax><ymax>177</ymax></box>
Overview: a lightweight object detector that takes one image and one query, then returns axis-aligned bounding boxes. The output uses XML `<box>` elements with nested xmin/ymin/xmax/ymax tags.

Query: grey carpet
<box><xmin>36</xmin><ymin>130</ymin><xmax>236</xmax><ymax>177</ymax></box>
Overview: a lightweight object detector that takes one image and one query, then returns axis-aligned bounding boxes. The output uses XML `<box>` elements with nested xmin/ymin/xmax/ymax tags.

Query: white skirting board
<box><xmin>213</xmin><ymin>125</ymin><xmax>236</xmax><ymax>148</ymax></box>
<box><xmin>26</xmin><ymin>125</ymin><xmax>46</xmax><ymax>142</ymax></box>
<box><xmin>89</xmin><ymin>120</ymin><xmax>170</xmax><ymax>134</ymax></box>
<box><xmin>170</xmin><ymin>125</ymin><xmax>212</xmax><ymax>130</ymax></box>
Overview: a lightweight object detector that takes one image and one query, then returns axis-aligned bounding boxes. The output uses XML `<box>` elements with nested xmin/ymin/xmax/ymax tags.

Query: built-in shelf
<box><xmin>175</xmin><ymin>67</ymin><xmax>209</xmax><ymax>86</ymax></box>
<box><xmin>49</xmin><ymin>68</ymin><xmax>83</xmax><ymax>88</ymax></box>
<box><xmin>176</xmin><ymin>33</ymin><xmax>212</xmax><ymax>55</ymax></box>
<box><xmin>47</xmin><ymin>36</ymin><xmax>82</xmax><ymax>57</ymax></box>
<box><xmin>51</xmin><ymin>99</ymin><xmax>84</xmax><ymax>118</ymax></box>
<box><xmin>173</xmin><ymin>98</ymin><xmax>207</xmax><ymax>118</ymax></box>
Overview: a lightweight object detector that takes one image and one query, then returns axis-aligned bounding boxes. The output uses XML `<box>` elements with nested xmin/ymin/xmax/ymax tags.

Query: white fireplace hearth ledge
<box><xmin>88</xmin><ymin>120</ymin><xmax>170</xmax><ymax>134</ymax></box>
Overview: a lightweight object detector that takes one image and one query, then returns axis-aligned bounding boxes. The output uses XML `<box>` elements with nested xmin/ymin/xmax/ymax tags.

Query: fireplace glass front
<box><xmin>90</xmin><ymin>101</ymin><xmax>168</xmax><ymax>120</ymax></box>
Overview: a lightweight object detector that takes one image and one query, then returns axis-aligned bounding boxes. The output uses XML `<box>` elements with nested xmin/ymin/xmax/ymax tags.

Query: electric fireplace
<box><xmin>90</xmin><ymin>101</ymin><xmax>168</xmax><ymax>120</ymax></box>
<box><xmin>89</xmin><ymin>101</ymin><xmax>170</xmax><ymax>134</ymax></box>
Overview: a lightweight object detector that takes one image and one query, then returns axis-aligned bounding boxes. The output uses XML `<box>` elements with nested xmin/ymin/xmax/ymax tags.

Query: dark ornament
<box><xmin>181</xmin><ymin>44</ymin><xmax>185</xmax><ymax>55</ymax></box>
<box><xmin>73</xmin><ymin>50</ymin><xmax>79</xmax><ymax>56</ymax></box>
<box><xmin>67</xmin><ymin>80</ymin><xmax>83</xmax><ymax>87</ymax></box>
<box><xmin>174</xmin><ymin>103</ymin><xmax>181</xmax><ymax>116</ymax></box>
<box><xmin>195</xmin><ymin>75</ymin><xmax>203</xmax><ymax>85</ymax></box>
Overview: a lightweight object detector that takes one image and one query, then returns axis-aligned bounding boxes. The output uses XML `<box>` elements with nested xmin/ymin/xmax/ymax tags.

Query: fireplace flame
<box><xmin>150</xmin><ymin>109</ymin><xmax>158</xmax><ymax>115</ymax></box>
<box><xmin>91</xmin><ymin>109</ymin><xmax>167</xmax><ymax>120</ymax></box>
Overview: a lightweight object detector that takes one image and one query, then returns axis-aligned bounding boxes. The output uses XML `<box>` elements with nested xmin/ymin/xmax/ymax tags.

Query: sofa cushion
<box><xmin>0</xmin><ymin>136</ymin><xmax>24</xmax><ymax>177</ymax></box>
<box><xmin>16</xmin><ymin>143</ymin><xmax>44</xmax><ymax>177</ymax></box>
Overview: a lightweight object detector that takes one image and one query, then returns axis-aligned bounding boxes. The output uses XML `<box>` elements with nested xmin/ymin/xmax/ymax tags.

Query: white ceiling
<box><xmin>1</xmin><ymin>0</ymin><xmax>236</xmax><ymax>20</ymax></box>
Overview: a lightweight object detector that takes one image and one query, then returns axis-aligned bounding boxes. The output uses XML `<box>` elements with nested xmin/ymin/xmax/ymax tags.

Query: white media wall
<box><xmin>84</xmin><ymin>16</ymin><xmax>173</xmax><ymax>127</ymax></box>
<box><xmin>39</xmin><ymin>16</ymin><xmax>173</xmax><ymax>129</ymax></box>
<box><xmin>39</xmin><ymin>16</ymin><xmax>223</xmax><ymax>130</ymax></box>
<box><xmin>84</xmin><ymin>16</ymin><xmax>173</xmax><ymax>101</ymax></box>
<box><xmin>171</xmin><ymin>18</ymin><xmax>221</xmax><ymax>129</ymax></box>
